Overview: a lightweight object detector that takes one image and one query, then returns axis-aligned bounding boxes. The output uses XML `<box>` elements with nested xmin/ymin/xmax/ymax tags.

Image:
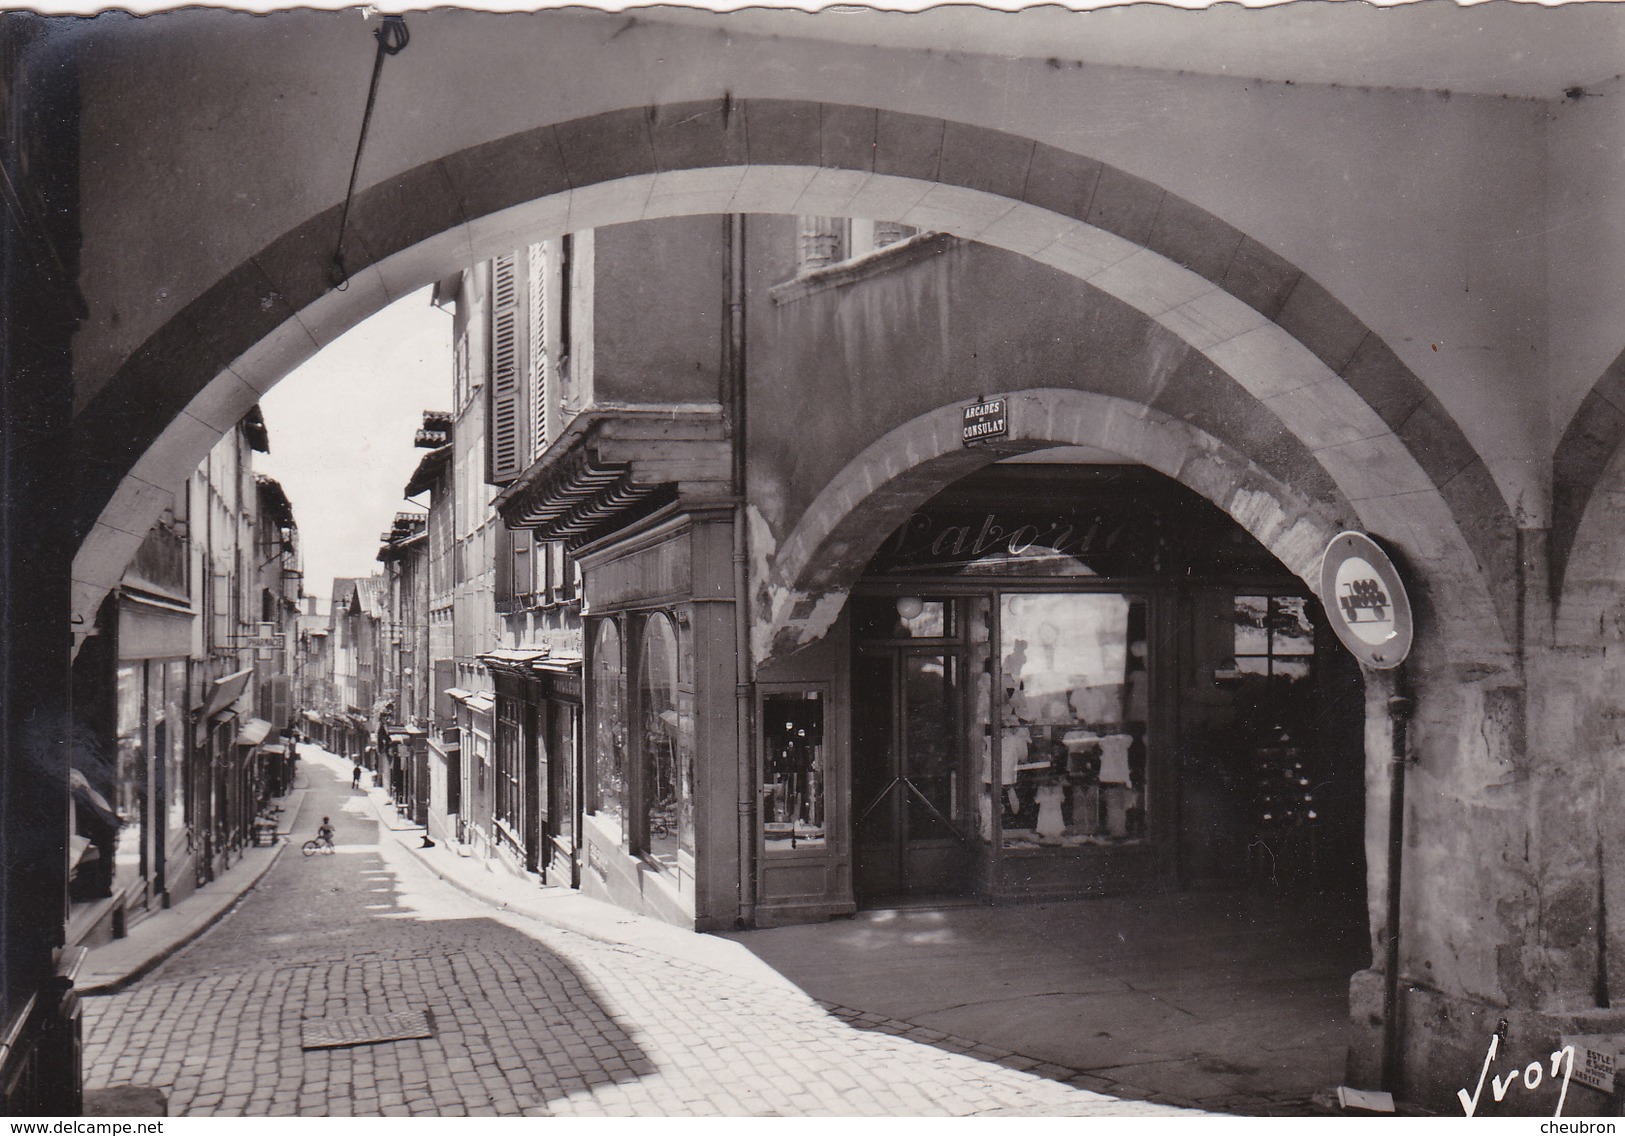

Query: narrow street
<box><xmin>81</xmin><ymin>748</ymin><xmax>1191</xmax><ymax>1117</ymax></box>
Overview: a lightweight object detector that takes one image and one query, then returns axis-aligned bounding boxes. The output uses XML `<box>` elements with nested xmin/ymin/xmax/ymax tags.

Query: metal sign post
<box><xmin>1320</xmin><ymin>531</ymin><xmax>1415</xmax><ymax>1096</ymax></box>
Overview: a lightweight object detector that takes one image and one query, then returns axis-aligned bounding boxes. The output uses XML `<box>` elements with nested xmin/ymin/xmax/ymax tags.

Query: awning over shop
<box><xmin>235</xmin><ymin>717</ymin><xmax>273</xmax><ymax>746</ymax></box>
<box><xmin>301</xmin><ymin>710</ymin><xmax>322</xmax><ymax>724</ymax></box>
<box><xmin>449</xmin><ymin>688</ymin><xmax>496</xmax><ymax>715</ymax></box>
<box><xmin>479</xmin><ymin>648</ymin><xmax>548</xmax><ymax>665</ymax></box>
<box><xmin>531</xmin><ymin>653</ymin><xmax>583</xmax><ymax>675</ymax></box>
<box><xmin>69</xmin><ymin>769</ymin><xmax>120</xmax><ymax>829</ymax></box>
<box><xmin>199</xmin><ymin>668</ymin><xmax>254</xmax><ymax>720</ymax></box>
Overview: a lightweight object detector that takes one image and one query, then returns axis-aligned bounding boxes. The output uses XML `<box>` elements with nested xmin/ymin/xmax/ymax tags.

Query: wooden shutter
<box><xmin>487</xmin><ymin>253</ymin><xmax>526</xmax><ymax>484</ymax></box>
<box><xmin>527</xmin><ymin>242</ymin><xmax>549</xmax><ymax>459</ymax></box>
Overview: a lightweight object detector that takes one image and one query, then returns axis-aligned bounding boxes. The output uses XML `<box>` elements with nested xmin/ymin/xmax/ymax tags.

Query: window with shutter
<box><xmin>528</xmin><ymin>242</ymin><xmax>549</xmax><ymax>460</ymax></box>
<box><xmin>487</xmin><ymin>253</ymin><xmax>527</xmax><ymax>485</ymax></box>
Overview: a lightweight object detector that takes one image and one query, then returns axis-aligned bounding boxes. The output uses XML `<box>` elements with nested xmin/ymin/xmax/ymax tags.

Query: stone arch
<box><xmin>71</xmin><ymin>98</ymin><xmax>1513</xmax><ymax>660</ymax></box>
<box><xmin>757</xmin><ymin>389</ymin><xmax>1349</xmax><ymax>662</ymax></box>
<box><xmin>1553</xmin><ymin>352</ymin><xmax>1625</xmax><ymax>643</ymax></box>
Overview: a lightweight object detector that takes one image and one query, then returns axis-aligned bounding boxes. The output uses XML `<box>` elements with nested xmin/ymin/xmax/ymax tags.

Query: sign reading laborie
<box><xmin>962</xmin><ymin>398</ymin><xmax>1008</xmax><ymax>444</ymax></box>
<box><xmin>1318</xmin><ymin>531</ymin><xmax>1413</xmax><ymax>669</ymax></box>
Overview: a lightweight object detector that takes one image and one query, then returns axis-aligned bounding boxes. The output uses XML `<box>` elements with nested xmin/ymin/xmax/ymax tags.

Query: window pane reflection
<box><xmin>590</xmin><ymin>621</ymin><xmax>625</xmax><ymax>838</ymax></box>
<box><xmin>851</xmin><ymin>597</ymin><xmax>949</xmax><ymax>639</ymax></box>
<box><xmin>640</xmin><ymin>614</ymin><xmax>684</xmax><ymax>871</ymax></box>
<box><xmin>763</xmin><ymin>691</ymin><xmax>826</xmax><ymax>850</ymax></box>
<box><xmin>999</xmin><ymin>593</ymin><xmax>1148</xmax><ymax>848</ymax></box>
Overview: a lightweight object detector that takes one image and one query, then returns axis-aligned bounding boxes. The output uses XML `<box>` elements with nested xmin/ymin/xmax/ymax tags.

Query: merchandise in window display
<box><xmin>763</xmin><ymin>692</ymin><xmax>826</xmax><ymax>849</ymax></box>
<box><xmin>997</xmin><ymin>594</ymin><xmax>1149</xmax><ymax>848</ymax></box>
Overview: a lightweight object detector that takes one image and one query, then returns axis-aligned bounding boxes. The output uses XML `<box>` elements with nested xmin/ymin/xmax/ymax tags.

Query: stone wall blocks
<box><xmin>1020</xmin><ymin>142</ymin><xmax>1102</xmax><ymax>222</ymax></box>
<box><xmin>553</xmin><ymin>106</ymin><xmax>657</xmax><ymax>188</ymax></box>
<box><xmin>1204</xmin><ymin>324</ymin><xmax>1329</xmax><ymax>402</ymax></box>
<box><xmin>1438</xmin><ymin>458</ymin><xmax>1521</xmax><ymax>631</ymax></box>
<box><xmin>246</xmin><ymin>206</ymin><xmax>349</xmax><ymax>319</ymax></box>
<box><xmin>566</xmin><ymin>175</ymin><xmax>656</xmax><ymax>231</ymax></box>
<box><xmin>1588</xmin><ymin>349</ymin><xmax>1625</xmax><ymax>417</ymax></box>
<box><xmin>1172</xmin><ymin>447</ymin><xmax>1245</xmax><ymax>509</ymax></box>
<box><xmin>223</xmin><ymin>319</ymin><xmax>320</xmax><ymax>400</ymax></box>
<box><xmin>123</xmin><ymin>410</ymin><xmax>226</xmax><ymax>503</ymax></box>
<box><xmin>369</xmin><ymin>225</ymin><xmax>477</xmax><ymax>307</ymax></box>
<box><xmin>1089</xmin><ymin>248</ymin><xmax>1214</xmax><ymax>318</ymax></box>
<box><xmin>294</xmin><ymin>260</ymin><xmax>391</xmax><ymax>353</ymax></box>
<box><xmin>1396</xmin><ymin>390</ymin><xmax>1483</xmax><ymax>491</ymax></box>
<box><xmin>873</xmin><ymin>109</ymin><xmax>946</xmax><ymax>183</ymax></box>
<box><xmin>1269</xmin><ymin>379</ymin><xmax>1391</xmax><ymax>453</ymax></box>
<box><xmin>1339</xmin><ymin>335</ymin><xmax>1429</xmax><ymax>432</ymax></box>
<box><xmin>1275</xmin><ymin>273</ymin><xmax>1369</xmax><ymax>376</ymax></box>
<box><xmin>176</xmin><ymin>366</ymin><xmax>262</xmax><ymax>436</ymax></box>
<box><xmin>818</xmin><ymin>103</ymin><xmax>878</xmax><ymax>173</ymax></box>
<box><xmin>1317</xmin><ymin>438</ymin><xmax>1437</xmax><ymax>502</ymax></box>
<box><xmin>464</xmin><ymin>195</ymin><xmax>573</xmax><ymax>263</ymax></box>
<box><xmin>100</xmin><ymin>474</ymin><xmax>182</xmax><ymax>540</ymax></box>
<box><xmin>1030</xmin><ymin>224</ymin><xmax>1139</xmax><ymax>282</ymax></box>
<box><xmin>974</xmin><ymin>204</ymin><xmax>1074</xmax><ymax>258</ymax></box>
<box><xmin>1221</xmin><ymin>236</ymin><xmax>1303</xmax><ymax>322</ymax></box>
<box><xmin>792</xmin><ymin>167</ymin><xmax>873</xmax><ymax>218</ymax></box>
<box><xmin>647</xmin><ymin>98</ymin><xmax>747</xmax><ymax>172</ymax></box>
<box><xmin>160</xmin><ymin>258</ymin><xmax>305</xmax><ymax>396</ymax></box>
<box><xmin>937</xmin><ymin>120</ymin><xmax>1033</xmax><ymax>202</ymax></box>
<box><xmin>439</xmin><ymin>124</ymin><xmax>571</xmax><ymax>223</ymax></box>
<box><xmin>1145</xmin><ymin>191</ymin><xmax>1244</xmax><ymax>287</ymax></box>
<box><xmin>1083</xmin><ymin>164</ymin><xmax>1164</xmax><ymax>247</ymax></box>
<box><xmin>73</xmin><ymin>524</ymin><xmax>145</xmax><ymax>600</ymax></box>
<box><xmin>841</xmin><ymin>175</ymin><xmax>934</xmax><ymax>227</ymax></box>
<box><xmin>900</xmin><ymin>184</ymin><xmax>1016</xmax><ymax>241</ymax></box>
<box><xmin>344</xmin><ymin>161</ymin><xmax>469</xmax><ymax>275</ymax></box>
<box><xmin>1156</xmin><ymin>287</ymin><xmax>1270</xmax><ymax>355</ymax></box>
<box><xmin>644</xmin><ymin>169</ymin><xmax>747</xmax><ymax>221</ymax></box>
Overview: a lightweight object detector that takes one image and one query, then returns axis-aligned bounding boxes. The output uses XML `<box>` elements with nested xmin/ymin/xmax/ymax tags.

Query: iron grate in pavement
<box><xmin>300</xmin><ymin>1009</ymin><xmax>434</xmax><ymax>1051</ymax></box>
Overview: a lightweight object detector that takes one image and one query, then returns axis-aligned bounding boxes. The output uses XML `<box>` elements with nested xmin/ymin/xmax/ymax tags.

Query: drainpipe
<box><xmin>725</xmin><ymin>214</ymin><xmax>756</xmax><ymax>928</ymax></box>
<box><xmin>1381</xmin><ymin>668</ymin><xmax>1414</xmax><ymax>1094</ymax></box>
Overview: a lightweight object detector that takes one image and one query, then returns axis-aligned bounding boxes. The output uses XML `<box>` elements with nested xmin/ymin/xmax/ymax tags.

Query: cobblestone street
<box><xmin>82</xmin><ymin>752</ymin><xmax>1191</xmax><ymax>1117</ymax></box>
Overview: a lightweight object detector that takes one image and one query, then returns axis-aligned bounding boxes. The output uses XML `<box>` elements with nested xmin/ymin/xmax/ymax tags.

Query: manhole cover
<box><xmin>301</xmin><ymin>1009</ymin><xmax>433</xmax><ymax>1050</ymax></box>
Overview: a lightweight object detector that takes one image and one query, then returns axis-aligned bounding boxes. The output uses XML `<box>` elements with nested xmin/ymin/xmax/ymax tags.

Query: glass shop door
<box><xmin>851</xmin><ymin>648</ymin><xmax>971</xmax><ymax>901</ymax></box>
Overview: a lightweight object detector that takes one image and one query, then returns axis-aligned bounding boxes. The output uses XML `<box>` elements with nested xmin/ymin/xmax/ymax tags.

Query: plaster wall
<box><xmin>67</xmin><ymin>7</ymin><xmax>1559</xmax><ymax>515</ymax></box>
<box><xmin>1548</xmin><ymin>75</ymin><xmax>1625</xmax><ymax>437</ymax></box>
<box><xmin>591</xmin><ymin>216</ymin><xmax>725</xmax><ymax>407</ymax></box>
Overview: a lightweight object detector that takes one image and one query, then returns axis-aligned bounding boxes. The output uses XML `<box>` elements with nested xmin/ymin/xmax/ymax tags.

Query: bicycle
<box><xmin>301</xmin><ymin>836</ymin><xmax>336</xmax><ymax>856</ymax></box>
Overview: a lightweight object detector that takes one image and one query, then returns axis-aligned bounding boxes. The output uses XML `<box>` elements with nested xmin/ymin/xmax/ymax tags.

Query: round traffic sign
<box><xmin>1318</xmin><ymin>531</ymin><xmax>1413</xmax><ymax>669</ymax></box>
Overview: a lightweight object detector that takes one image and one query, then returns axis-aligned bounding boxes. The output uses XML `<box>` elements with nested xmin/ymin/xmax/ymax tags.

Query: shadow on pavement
<box><xmin>721</xmin><ymin>888</ymin><xmax>1369</xmax><ymax>1117</ymax></box>
<box><xmin>83</xmin><ymin>751</ymin><xmax>655</xmax><ymax>1117</ymax></box>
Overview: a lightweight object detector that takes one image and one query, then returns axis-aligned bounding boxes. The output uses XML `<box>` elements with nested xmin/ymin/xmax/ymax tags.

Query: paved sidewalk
<box><xmin>82</xmin><ymin>745</ymin><xmax>1199</xmax><ymax>1117</ymax></box>
<box><xmin>78</xmin><ymin>791</ymin><xmax>306</xmax><ymax>994</ymax></box>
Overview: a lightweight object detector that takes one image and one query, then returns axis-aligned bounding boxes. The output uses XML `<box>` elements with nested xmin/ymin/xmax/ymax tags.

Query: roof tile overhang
<box><xmin>405</xmin><ymin>444</ymin><xmax>452</xmax><ymax>497</ymax></box>
<box><xmin>494</xmin><ymin>406</ymin><xmax>731</xmax><ymax>541</ymax></box>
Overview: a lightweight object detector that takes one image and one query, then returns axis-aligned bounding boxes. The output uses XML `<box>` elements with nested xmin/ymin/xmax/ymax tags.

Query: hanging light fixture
<box><xmin>895</xmin><ymin>596</ymin><xmax>925</xmax><ymax>621</ymax></box>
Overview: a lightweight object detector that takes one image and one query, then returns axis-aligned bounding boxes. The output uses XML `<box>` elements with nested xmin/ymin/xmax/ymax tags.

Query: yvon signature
<box><xmin>1458</xmin><ymin>1025</ymin><xmax>1576</xmax><ymax>1118</ymax></box>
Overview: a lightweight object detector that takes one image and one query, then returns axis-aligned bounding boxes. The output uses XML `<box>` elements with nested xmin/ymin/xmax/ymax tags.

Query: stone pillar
<box><xmin>1</xmin><ymin>13</ymin><xmax>84</xmax><ymax>1113</ymax></box>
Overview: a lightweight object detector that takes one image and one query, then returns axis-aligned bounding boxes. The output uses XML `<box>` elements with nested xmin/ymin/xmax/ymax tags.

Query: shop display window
<box><xmin>114</xmin><ymin>663</ymin><xmax>145</xmax><ymax>879</ymax></box>
<box><xmin>589</xmin><ymin>620</ymin><xmax>626</xmax><ymax>839</ymax></box>
<box><xmin>762</xmin><ymin>689</ymin><xmax>826</xmax><ymax>850</ymax></box>
<box><xmin>997</xmin><ymin>593</ymin><xmax>1149</xmax><ymax>849</ymax></box>
<box><xmin>851</xmin><ymin>596</ymin><xmax>950</xmax><ymax>640</ymax></box>
<box><xmin>161</xmin><ymin>661</ymin><xmax>187</xmax><ymax>838</ymax></box>
<box><xmin>1232</xmin><ymin>595</ymin><xmax>1315</xmax><ymax>682</ymax></box>
<box><xmin>1227</xmin><ymin>593</ymin><xmax>1323</xmax><ymax>834</ymax></box>
<box><xmin>639</xmin><ymin>613</ymin><xmax>686</xmax><ymax>870</ymax></box>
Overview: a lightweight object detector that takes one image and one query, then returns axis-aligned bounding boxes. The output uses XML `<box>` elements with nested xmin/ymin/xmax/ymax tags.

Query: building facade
<box><xmin>18</xmin><ymin>5</ymin><xmax>1625</xmax><ymax>1113</ymax></box>
<box><xmin>66</xmin><ymin>409</ymin><xmax>303</xmax><ymax>951</ymax></box>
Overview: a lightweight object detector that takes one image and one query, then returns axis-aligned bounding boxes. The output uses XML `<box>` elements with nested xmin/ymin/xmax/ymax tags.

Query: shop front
<box><xmin>756</xmin><ymin>463</ymin><xmax>1365</xmax><ymax>919</ymax></box>
<box><xmin>475</xmin><ymin>650</ymin><xmax>582</xmax><ymax>882</ymax></box>
<box><xmin>577</xmin><ymin>508</ymin><xmax>740</xmax><ymax>930</ymax></box>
